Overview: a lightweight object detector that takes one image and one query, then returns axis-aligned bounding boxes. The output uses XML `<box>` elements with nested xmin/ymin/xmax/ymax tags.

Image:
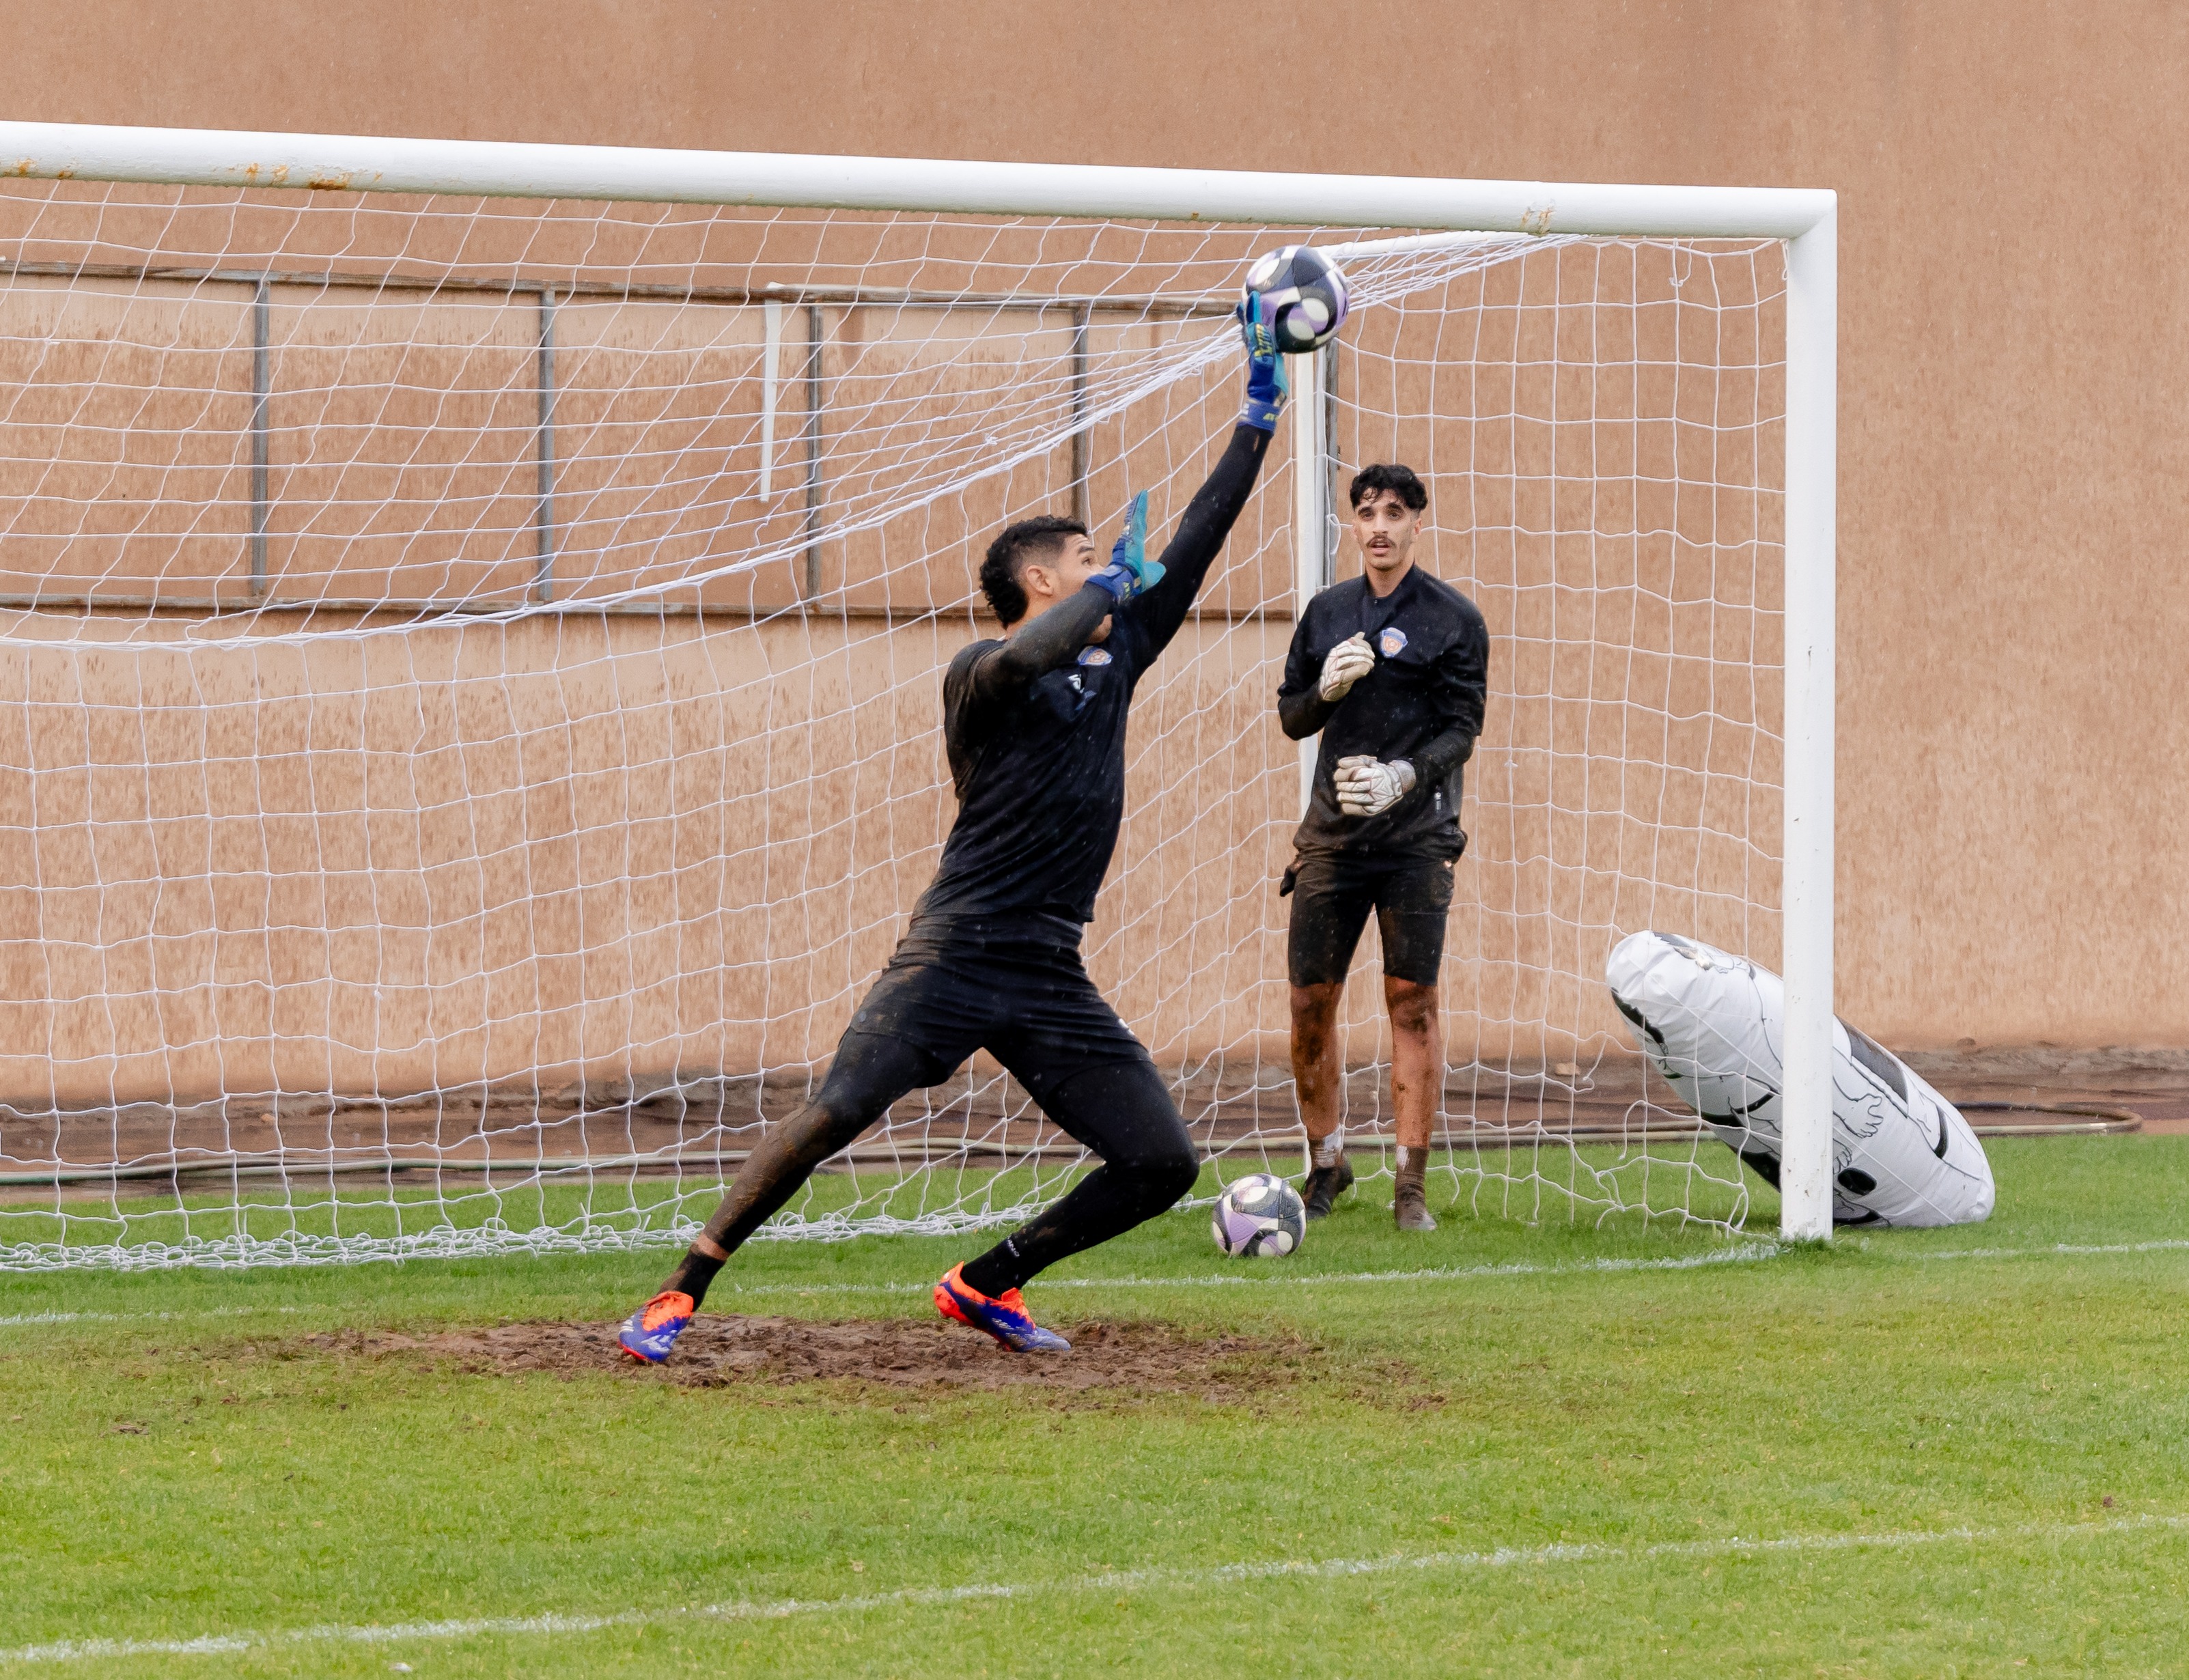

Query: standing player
<box><xmin>1278</xmin><ymin>464</ymin><xmax>1488</xmax><ymax>1231</ymax></box>
<box><xmin>617</xmin><ymin>303</ymin><xmax>1289</xmax><ymax>1362</ymax></box>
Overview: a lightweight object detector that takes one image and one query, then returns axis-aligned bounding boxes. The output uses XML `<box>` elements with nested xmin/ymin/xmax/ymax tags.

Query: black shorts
<box><xmin>1285</xmin><ymin>853</ymin><xmax>1455</xmax><ymax>988</ymax></box>
<box><xmin>837</xmin><ymin>912</ymin><xmax>1155</xmax><ymax>1108</ymax></box>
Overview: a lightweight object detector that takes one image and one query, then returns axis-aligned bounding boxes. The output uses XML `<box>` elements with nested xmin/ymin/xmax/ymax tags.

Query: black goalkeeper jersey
<box><xmin>1279</xmin><ymin>564</ymin><xmax>1490</xmax><ymax>861</ymax></box>
<box><xmin>912</xmin><ymin>423</ymin><xmax>1271</xmax><ymax>925</ymax></box>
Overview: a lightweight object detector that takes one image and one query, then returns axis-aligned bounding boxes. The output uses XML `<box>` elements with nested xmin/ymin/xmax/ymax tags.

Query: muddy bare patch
<box><xmin>307</xmin><ymin>1315</ymin><xmax>1333</xmax><ymax>1399</ymax></box>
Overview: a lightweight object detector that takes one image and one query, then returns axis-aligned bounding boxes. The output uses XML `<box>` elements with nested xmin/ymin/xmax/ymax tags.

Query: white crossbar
<box><xmin>0</xmin><ymin>122</ymin><xmax>1832</xmax><ymax>239</ymax></box>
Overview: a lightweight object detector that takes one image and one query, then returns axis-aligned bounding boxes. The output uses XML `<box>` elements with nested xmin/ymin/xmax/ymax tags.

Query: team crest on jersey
<box><xmin>1077</xmin><ymin>646</ymin><xmax>1113</xmax><ymax>666</ymax></box>
<box><xmin>1378</xmin><ymin>627</ymin><xmax>1408</xmax><ymax>658</ymax></box>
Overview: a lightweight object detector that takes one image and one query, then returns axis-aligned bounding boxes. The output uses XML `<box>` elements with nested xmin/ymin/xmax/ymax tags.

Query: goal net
<box><xmin>0</xmin><ymin>152</ymin><xmax>1790</xmax><ymax>1269</ymax></box>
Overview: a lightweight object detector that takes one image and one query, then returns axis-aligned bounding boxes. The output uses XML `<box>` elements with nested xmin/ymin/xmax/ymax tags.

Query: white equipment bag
<box><xmin>1605</xmin><ymin>931</ymin><xmax>1994</xmax><ymax>1228</ymax></box>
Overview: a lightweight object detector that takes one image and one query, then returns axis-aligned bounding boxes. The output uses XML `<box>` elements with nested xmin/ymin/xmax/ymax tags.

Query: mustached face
<box><xmin>1352</xmin><ymin>489</ymin><xmax>1421</xmax><ymax>577</ymax></box>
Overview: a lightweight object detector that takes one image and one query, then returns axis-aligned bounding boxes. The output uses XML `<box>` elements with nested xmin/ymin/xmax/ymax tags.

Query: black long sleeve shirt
<box><xmin>1279</xmin><ymin>565</ymin><xmax>1490</xmax><ymax>860</ymax></box>
<box><xmin>912</xmin><ymin>423</ymin><xmax>1272</xmax><ymax>924</ymax></box>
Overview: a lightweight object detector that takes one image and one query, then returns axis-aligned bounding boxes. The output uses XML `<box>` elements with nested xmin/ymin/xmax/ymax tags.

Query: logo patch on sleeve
<box><xmin>1076</xmin><ymin>646</ymin><xmax>1113</xmax><ymax>666</ymax></box>
<box><xmin>1378</xmin><ymin>627</ymin><xmax>1409</xmax><ymax>658</ymax></box>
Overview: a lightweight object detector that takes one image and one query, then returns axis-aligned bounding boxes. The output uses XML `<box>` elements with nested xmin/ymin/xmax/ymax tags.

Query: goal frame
<box><xmin>0</xmin><ymin>121</ymin><xmax>1839</xmax><ymax>1243</ymax></box>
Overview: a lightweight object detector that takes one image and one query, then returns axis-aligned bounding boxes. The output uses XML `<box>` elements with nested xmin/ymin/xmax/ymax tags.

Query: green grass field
<box><xmin>3</xmin><ymin>1138</ymin><xmax>2185</xmax><ymax>1677</ymax></box>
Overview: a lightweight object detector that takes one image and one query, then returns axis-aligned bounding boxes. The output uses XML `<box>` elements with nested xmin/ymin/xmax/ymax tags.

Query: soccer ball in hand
<box><xmin>1212</xmin><ymin>1173</ymin><xmax>1308</xmax><ymax>1258</ymax></box>
<box><xmin>1241</xmin><ymin>246</ymin><xmax>1351</xmax><ymax>354</ymax></box>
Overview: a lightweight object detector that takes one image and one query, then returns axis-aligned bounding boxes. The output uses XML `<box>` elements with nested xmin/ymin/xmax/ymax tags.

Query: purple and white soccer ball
<box><xmin>1241</xmin><ymin>245</ymin><xmax>1351</xmax><ymax>355</ymax></box>
<box><xmin>1212</xmin><ymin>1173</ymin><xmax>1307</xmax><ymax>1258</ymax></box>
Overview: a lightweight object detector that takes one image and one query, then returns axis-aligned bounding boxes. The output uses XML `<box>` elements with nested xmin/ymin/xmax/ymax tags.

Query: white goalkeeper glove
<box><xmin>1335</xmin><ymin>754</ymin><xmax>1416</xmax><ymax>818</ymax></box>
<box><xmin>1318</xmin><ymin>633</ymin><xmax>1376</xmax><ymax>702</ymax></box>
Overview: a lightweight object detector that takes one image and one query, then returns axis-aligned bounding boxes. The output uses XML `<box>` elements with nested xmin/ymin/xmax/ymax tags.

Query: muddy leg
<box><xmin>656</xmin><ymin>1030</ymin><xmax>940</xmax><ymax>1306</ymax></box>
<box><xmin>1290</xmin><ymin>981</ymin><xmax>1347</xmax><ymax>1162</ymax></box>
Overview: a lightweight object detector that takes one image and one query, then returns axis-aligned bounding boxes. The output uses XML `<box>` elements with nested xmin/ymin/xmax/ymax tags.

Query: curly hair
<box><xmin>1347</xmin><ymin>462</ymin><xmax>1428</xmax><ymax>512</ymax></box>
<box><xmin>979</xmin><ymin>515</ymin><xmax>1087</xmax><ymax>624</ymax></box>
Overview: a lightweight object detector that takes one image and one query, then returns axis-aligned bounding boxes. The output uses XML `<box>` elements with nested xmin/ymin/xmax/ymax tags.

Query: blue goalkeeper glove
<box><xmin>1234</xmin><ymin>292</ymin><xmax>1289</xmax><ymax>433</ymax></box>
<box><xmin>1087</xmin><ymin>490</ymin><xmax>1165</xmax><ymax>602</ymax></box>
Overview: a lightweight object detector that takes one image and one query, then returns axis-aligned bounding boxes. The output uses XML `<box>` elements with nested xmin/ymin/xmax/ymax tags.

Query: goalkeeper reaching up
<box><xmin>618</xmin><ymin>298</ymin><xmax>1287</xmax><ymax>1361</ymax></box>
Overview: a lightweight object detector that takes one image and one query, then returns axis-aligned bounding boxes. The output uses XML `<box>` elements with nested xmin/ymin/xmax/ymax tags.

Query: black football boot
<box><xmin>1300</xmin><ymin>1154</ymin><xmax>1355</xmax><ymax>1220</ymax></box>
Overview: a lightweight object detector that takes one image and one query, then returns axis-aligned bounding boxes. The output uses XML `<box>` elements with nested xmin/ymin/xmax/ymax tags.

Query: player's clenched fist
<box><xmin>1317</xmin><ymin>633</ymin><xmax>1376</xmax><ymax>702</ymax></box>
<box><xmin>1335</xmin><ymin>753</ymin><xmax>1416</xmax><ymax>817</ymax></box>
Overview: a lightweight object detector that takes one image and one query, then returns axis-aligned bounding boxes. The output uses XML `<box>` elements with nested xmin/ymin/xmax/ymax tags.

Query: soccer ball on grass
<box><xmin>1212</xmin><ymin>1173</ymin><xmax>1307</xmax><ymax>1258</ymax></box>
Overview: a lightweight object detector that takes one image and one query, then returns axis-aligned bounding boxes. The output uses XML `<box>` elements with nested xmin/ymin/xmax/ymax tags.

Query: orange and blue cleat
<box><xmin>934</xmin><ymin>1263</ymin><xmax>1071</xmax><ymax>1353</ymax></box>
<box><xmin>617</xmin><ymin>1289</ymin><xmax>695</xmax><ymax>1364</ymax></box>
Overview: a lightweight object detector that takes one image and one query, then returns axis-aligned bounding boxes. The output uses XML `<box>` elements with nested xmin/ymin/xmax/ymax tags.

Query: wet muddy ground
<box><xmin>306</xmin><ymin>1314</ymin><xmax>1341</xmax><ymax>1400</ymax></box>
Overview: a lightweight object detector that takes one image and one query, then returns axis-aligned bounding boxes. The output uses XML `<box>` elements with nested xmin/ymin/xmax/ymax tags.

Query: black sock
<box><xmin>658</xmin><ymin>1246</ymin><xmax>727</xmax><ymax>1309</ymax></box>
<box><xmin>958</xmin><ymin>1156</ymin><xmax>1196</xmax><ymax>1300</ymax></box>
<box><xmin>958</xmin><ymin>1235</ymin><xmax>1029</xmax><ymax>1300</ymax></box>
<box><xmin>955</xmin><ymin>1061</ymin><xmax>1200</xmax><ymax>1303</ymax></box>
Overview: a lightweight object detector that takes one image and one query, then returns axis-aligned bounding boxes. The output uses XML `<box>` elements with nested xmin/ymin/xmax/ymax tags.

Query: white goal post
<box><xmin>0</xmin><ymin>122</ymin><xmax>1836</xmax><ymax>1249</ymax></box>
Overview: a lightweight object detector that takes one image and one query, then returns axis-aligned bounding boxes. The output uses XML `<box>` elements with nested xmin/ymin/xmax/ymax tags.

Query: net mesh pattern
<box><xmin>0</xmin><ymin>184</ymin><xmax>1785</xmax><ymax>1267</ymax></box>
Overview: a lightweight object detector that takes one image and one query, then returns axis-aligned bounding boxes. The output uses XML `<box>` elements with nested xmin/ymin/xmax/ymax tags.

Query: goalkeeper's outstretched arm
<box><xmin>1130</xmin><ymin>423</ymin><xmax>1274</xmax><ymax>658</ymax></box>
<box><xmin>961</xmin><ymin>584</ymin><xmax>1113</xmax><ymax>705</ymax></box>
<box><xmin>1130</xmin><ymin>295</ymin><xmax>1288</xmax><ymax>658</ymax></box>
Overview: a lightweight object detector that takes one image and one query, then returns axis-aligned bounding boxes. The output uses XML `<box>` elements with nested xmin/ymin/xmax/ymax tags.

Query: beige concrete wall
<box><xmin>0</xmin><ymin>230</ymin><xmax>1781</xmax><ymax>1105</ymax></box>
<box><xmin>0</xmin><ymin>597</ymin><xmax>1773</xmax><ymax>1107</ymax></box>
<box><xmin>0</xmin><ymin>1</ymin><xmax>2181</xmax><ymax>1053</ymax></box>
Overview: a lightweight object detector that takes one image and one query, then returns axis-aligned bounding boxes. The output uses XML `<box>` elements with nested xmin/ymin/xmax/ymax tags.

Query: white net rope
<box><xmin>0</xmin><ymin>182</ymin><xmax>1784</xmax><ymax>1268</ymax></box>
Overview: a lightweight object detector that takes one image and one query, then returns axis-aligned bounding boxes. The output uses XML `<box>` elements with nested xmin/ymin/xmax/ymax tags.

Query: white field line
<box><xmin>0</xmin><ymin>1246</ymin><xmax>1784</xmax><ymax>1327</ymax></box>
<box><xmin>0</xmin><ymin>1304</ymin><xmax>301</xmax><ymax>1329</ymax></box>
<box><xmin>8</xmin><ymin>1234</ymin><xmax>2189</xmax><ymax>1330</ymax></box>
<box><xmin>5</xmin><ymin>1511</ymin><xmax>2183</xmax><ymax>1666</ymax></box>
<box><xmin>1897</xmin><ymin>1236</ymin><xmax>2189</xmax><ymax>1263</ymax></box>
<box><xmin>727</xmin><ymin>1232</ymin><xmax>2189</xmax><ymax>1296</ymax></box>
<box><xmin>714</xmin><ymin>1240</ymin><xmax>1791</xmax><ymax>1297</ymax></box>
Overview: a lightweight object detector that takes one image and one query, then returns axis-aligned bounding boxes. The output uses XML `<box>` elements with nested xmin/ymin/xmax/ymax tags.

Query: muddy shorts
<box><xmin>1283</xmin><ymin>852</ymin><xmax>1455</xmax><ymax>988</ymax></box>
<box><xmin>835</xmin><ymin>912</ymin><xmax>1156</xmax><ymax>1108</ymax></box>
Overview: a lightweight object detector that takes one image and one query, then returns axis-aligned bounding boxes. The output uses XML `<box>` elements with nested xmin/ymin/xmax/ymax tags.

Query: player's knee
<box><xmin>1289</xmin><ymin>984</ymin><xmax>1342</xmax><ymax>1057</ymax></box>
<box><xmin>806</xmin><ymin>1085</ymin><xmax>882</xmax><ymax>1138</ymax></box>
<box><xmin>1386</xmin><ymin>980</ymin><xmax>1439</xmax><ymax>1036</ymax></box>
<box><xmin>813</xmin><ymin>1031</ymin><xmax>934</xmax><ymax>1132</ymax></box>
<box><xmin>1130</xmin><ymin>1136</ymin><xmax>1201</xmax><ymax>1204</ymax></box>
<box><xmin>1289</xmin><ymin>981</ymin><xmax>1343</xmax><ymax>1029</ymax></box>
<box><xmin>1098</xmin><ymin>1127</ymin><xmax>1199</xmax><ymax>1205</ymax></box>
<box><xmin>812</xmin><ymin>1095</ymin><xmax>872</xmax><ymax>1138</ymax></box>
<box><xmin>1048</xmin><ymin>1061</ymin><xmax>1199</xmax><ymax>1202</ymax></box>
